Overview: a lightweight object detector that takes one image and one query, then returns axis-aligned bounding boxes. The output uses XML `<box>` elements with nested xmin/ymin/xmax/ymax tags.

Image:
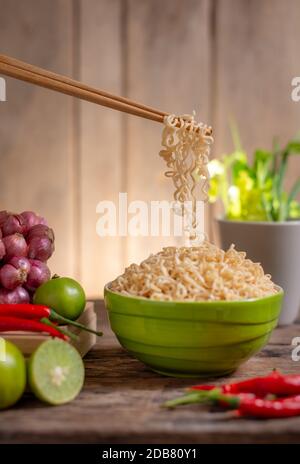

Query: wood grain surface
<box><xmin>1</xmin><ymin>301</ymin><xmax>300</xmax><ymax>444</ymax></box>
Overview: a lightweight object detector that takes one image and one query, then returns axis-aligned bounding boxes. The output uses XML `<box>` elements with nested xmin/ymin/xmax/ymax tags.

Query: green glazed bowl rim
<box><xmin>104</xmin><ymin>283</ymin><xmax>284</xmax><ymax>308</ymax></box>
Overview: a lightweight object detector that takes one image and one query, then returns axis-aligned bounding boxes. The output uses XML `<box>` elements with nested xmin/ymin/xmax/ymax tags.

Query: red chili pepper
<box><xmin>229</xmin><ymin>370</ymin><xmax>300</xmax><ymax>396</ymax></box>
<box><xmin>0</xmin><ymin>304</ymin><xmax>48</xmax><ymax>319</ymax></box>
<box><xmin>189</xmin><ymin>383</ymin><xmax>260</xmax><ymax>394</ymax></box>
<box><xmin>200</xmin><ymin>390</ymin><xmax>300</xmax><ymax>418</ymax></box>
<box><xmin>0</xmin><ymin>316</ymin><xmax>68</xmax><ymax>341</ymax></box>
<box><xmin>281</xmin><ymin>395</ymin><xmax>300</xmax><ymax>403</ymax></box>
<box><xmin>215</xmin><ymin>392</ymin><xmax>256</xmax><ymax>409</ymax></box>
<box><xmin>189</xmin><ymin>370</ymin><xmax>300</xmax><ymax>396</ymax></box>
<box><xmin>165</xmin><ymin>388</ymin><xmax>300</xmax><ymax>418</ymax></box>
<box><xmin>165</xmin><ymin>371</ymin><xmax>300</xmax><ymax>418</ymax></box>
<box><xmin>237</xmin><ymin>397</ymin><xmax>300</xmax><ymax>419</ymax></box>
<box><xmin>0</xmin><ymin>304</ymin><xmax>102</xmax><ymax>336</ymax></box>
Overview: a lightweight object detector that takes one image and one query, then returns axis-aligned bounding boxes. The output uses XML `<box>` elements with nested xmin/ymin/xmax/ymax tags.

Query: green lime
<box><xmin>28</xmin><ymin>339</ymin><xmax>85</xmax><ymax>405</ymax></box>
<box><xmin>34</xmin><ymin>277</ymin><xmax>86</xmax><ymax>321</ymax></box>
<box><xmin>0</xmin><ymin>339</ymin><xmax>26</xmax><ymax>409</ymax></box>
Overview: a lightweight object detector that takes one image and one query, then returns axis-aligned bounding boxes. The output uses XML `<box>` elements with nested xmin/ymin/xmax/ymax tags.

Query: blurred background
<box><xmin>0</xmin><ymin>0</ymin><xmax>299</xmax><ymax>297</ymax></box>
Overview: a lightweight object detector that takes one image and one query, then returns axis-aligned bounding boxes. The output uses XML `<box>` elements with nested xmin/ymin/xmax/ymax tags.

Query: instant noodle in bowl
<box><xmin>109</xmin><ymin>242</ymin><xmax>279</xmax><ymax>301</ymax></box>
<box><xmin>105</xmin><ymin>242</ymin><xmax>283</xmax><ymax>378</ymax></box>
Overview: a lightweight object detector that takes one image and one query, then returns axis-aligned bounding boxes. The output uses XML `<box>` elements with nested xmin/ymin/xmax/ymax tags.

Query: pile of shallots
<box><xmin>0</xmin><ymin>211</ymin><xmax>54</xmax><ymax>303</ymax></box>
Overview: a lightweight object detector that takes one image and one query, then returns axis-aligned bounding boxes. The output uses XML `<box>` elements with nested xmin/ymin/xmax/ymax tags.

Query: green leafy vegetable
<box><xmin>208</xmin><ymin>128</ymin><xmax>300</xmax><ymax>222</ymax></box>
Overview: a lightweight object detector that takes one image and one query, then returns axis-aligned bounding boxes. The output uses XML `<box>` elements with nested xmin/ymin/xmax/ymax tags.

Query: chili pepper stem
<box><xmin>41</xmin><ymin>318</ymin><xmax>78</xmax><ymax>342</ymax></box>
<box><xmin>208</xmin><ymin>390</ymin><xmax>240</xmax><ymax>409</ymax></box>
<box><xmin>162</xmin><ymin>389</ymin><xmax>244</xmax><ymax>410</ymax></box>
<box><xmin>49</xmin><ymin>309</ymin><xmax>103</xmax><ymax>337</ymax></box>
<box><xmin>162</xmin><ymin>392</ymin><xmax>208</xmax><ymax>408</ymax></box>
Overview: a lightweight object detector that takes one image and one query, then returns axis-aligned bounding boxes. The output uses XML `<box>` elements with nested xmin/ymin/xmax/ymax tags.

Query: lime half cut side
<box><xmin>28</xmin><ymin>339</ymin><xmax>85</xmax><ymax>405</ymax></box>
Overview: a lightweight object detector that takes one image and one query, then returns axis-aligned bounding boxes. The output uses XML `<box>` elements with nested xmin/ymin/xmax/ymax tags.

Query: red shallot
<box><xmin>2</xmin><ymin>233</ymin><xmax>28</xmax><ymax>259</ymax></box>
<box><xmin>20</xmin><ymin>211</ymin><xmax>47</xmax><ymax>233</ymax></box>
<box><xmin>0</xmin><ymin>264</ymin><xmax>26</xmax><ymax>290</ymax></box>
<box><xmin>0</xmin><ymin>286</ymin><xmax>30</xmax><ymax>304</ymax></box>
<box><xmin>28</xmin><ymin>236</ymin><xmax>54</xmax><ymax>262</ymax></box>
<box><xmin>9</xmin><ymin>256</ymin><xmax>31</xmax><ymax>274</ymax></box>
<box><xmin>0</xmin><ymin>257</ymin><xmax>31</xmax><ymax>290</ymax></box>
<box><xmin>1</xmin><ymin>214</ymin><xmax>26</xmax><ymax>236</ymax></box>
<box><xmin>26</xmin><ymin>259</ymin><xmax>51</xmax><ymax>291</ymax></box>
<box><xmin>26</xmin><ymin>224</ymin><xmax>54</xmax><ymax>242</ymax></box>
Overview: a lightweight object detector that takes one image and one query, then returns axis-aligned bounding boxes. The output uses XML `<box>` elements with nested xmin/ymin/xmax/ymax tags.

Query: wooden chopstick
<box><xmin>0</xmin><ymin>54</ymin><xmax>166</xmax><ymax>122</ymax></box>
<box><xmin>0</xmin><ymin>56</ymin><xmax>163</xmax><ymax>123</ymax></box>
<box><xmin>0</xmin><ymin>54</ymin><xmax>212</xmax><ymax>135</ymax></box>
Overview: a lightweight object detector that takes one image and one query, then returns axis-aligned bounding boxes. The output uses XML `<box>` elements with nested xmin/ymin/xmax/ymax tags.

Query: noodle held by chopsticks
<box><xmin>159</xmin><ymin>113</ymin><xmax>213</xmax><ymax>238</ymax></box>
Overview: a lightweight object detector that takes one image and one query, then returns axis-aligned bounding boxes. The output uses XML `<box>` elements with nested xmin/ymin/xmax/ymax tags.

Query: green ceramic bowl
<box><xmin>104</xmin><ymin>285</ymin><xmax>283</xmax><ymax>378</ymax></box>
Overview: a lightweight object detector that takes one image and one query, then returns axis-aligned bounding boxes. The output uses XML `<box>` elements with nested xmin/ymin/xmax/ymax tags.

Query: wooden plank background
<box><xmin>0</xmin><ymin>0</ymin><xmax>75</xmax><ymax>278</ymax></box>
<box><xmin>126</xmin><ymin>0</ymin><xmax>211</xmax><ymax>265</ymax></box>
<box><xmin>79</xmin><ymin>0</ymin><xmax>123</xmax><ymax>296</ymax></box>
<box><xmin>0</xmin><ymin>0</ymin><xmax>299</xmax><ymax>297</ymax></box>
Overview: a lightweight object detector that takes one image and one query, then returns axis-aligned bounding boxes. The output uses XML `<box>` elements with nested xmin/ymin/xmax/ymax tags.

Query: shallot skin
<box><xmin>26</xmin><ymin>224</ymin><xmax>54</xmax><ymax>242</ymax></box>
<box><xmin>28</xmin><ymin>236</ymin><xmax>54</xmax><ymax>262</ymax></box>
<box><xmin>9</xmin><ymin>256</ymin><xmax>31</xmax><ymax>274</ymax></box>
<box><xmin>0</xmin><ymin>286</ymin><xmax>30</xmax><ymax>304</ymax></box>
<box><xmin>1</xmin><ymin>214</ymin><xmax>26</xmax><ymax>236</ymax></box>
<box><xmin>21</xmin><ymin>211</ymin><xmax>47</xmax><ymax>234</ymax></box>
<box><xmin>0</xmin><ymin>263</ymin><xmax>27</xmax><ymax>290</ymax></box>
<box><xmin>2</xmin><ymin>233</ymin><xmax>28</xmax><ymax>260</ymax></box>
<box><xmin>0</xmin><ymin>257</ymin><xmax>31</xmax><ymax>290</ymax></box>
<box><xmin>26</xmin><ymin>259</ymin><xmax>51</xmax><ymax>292</ymax></box>
<box><xmin>0</xmin><ymin>239</ymin><xmax>5</xmax><ymax>260</ymax></box>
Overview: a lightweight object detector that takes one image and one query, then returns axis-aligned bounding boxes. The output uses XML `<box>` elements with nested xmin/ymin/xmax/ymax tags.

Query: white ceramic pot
<box><xmin>217</xmin><ymin>219</ymin><xmax>300</xmax><ymax>326</ymax></box>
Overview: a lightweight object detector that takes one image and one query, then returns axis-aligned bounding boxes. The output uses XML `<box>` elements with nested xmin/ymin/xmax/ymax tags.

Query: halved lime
<box><xmin>28</xmin><ymin>339</ymin><xmax>85</xmax><ymax>405</ymax></box>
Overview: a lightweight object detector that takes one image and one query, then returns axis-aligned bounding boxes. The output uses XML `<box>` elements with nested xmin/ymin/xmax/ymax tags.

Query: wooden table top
<box><xmin>1</xmin><ymin>301</ymin><xmax>300</xmax><ymax>444</ymax></box>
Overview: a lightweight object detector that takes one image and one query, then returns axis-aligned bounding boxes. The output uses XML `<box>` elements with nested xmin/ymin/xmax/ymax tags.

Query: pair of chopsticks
<box><xmin>0</xmin><ymin>54</ymin><xmax>212</xmax><ymax>135</ymax></box>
